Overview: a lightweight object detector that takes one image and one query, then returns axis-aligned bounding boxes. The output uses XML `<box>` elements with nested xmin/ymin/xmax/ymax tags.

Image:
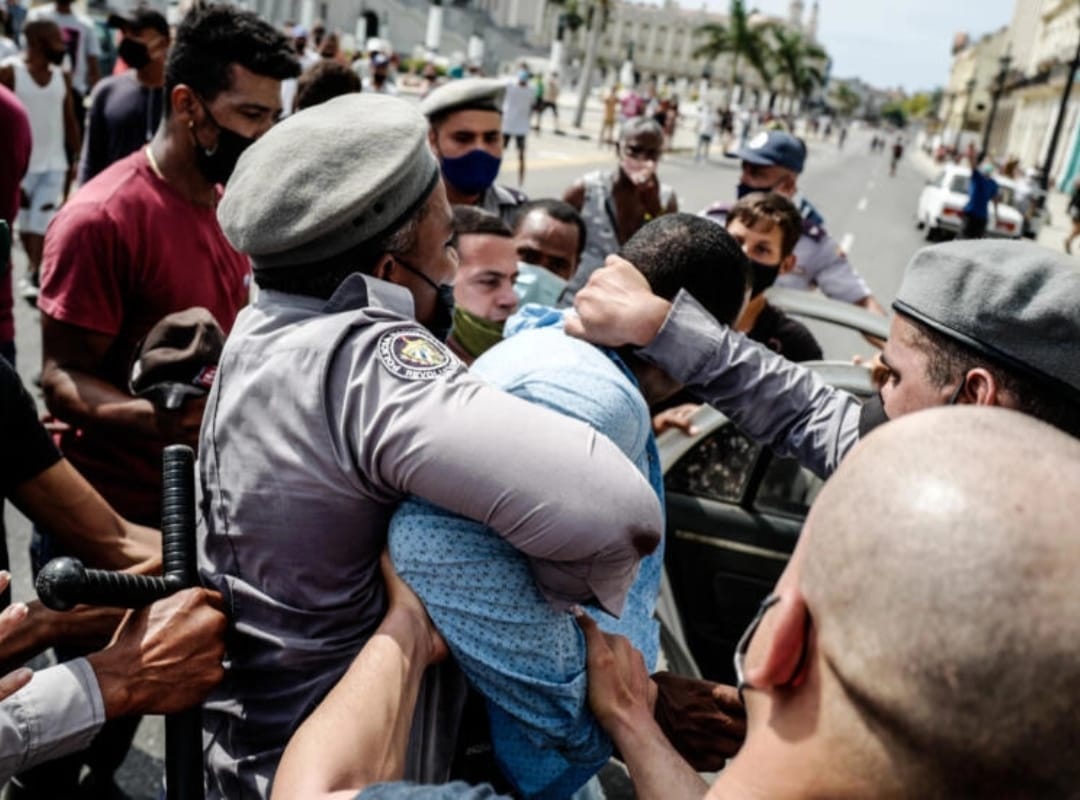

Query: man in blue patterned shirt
<box><xmin>389</xmin><ymin>213</ymin><xmax>751</xmax><ymax>798</ymax></box>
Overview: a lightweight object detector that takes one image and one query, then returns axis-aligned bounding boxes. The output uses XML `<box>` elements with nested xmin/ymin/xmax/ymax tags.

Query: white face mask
<box><xmin>513</xmin><ymin>262</ymin><xmax>568</xmax><ymax>307</ymax></box>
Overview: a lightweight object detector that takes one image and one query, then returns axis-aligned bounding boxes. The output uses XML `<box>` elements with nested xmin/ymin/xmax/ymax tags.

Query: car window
<box><xmin>949</xmin><ymin>174</ymin><xmax>969</xmax><ymax>193</ymax></box>
<box><xmin>665</xmin><ymin>424</ymin><xmax>761</xmax><ymax>504</ymax></box>
<box><xmin>996</xmin><ymin>185</ymin><xmax>1016</xmax><ymax>206</ymax></box>
<box><xmin>931</xmin><ymin>171</ymin><xmax>945</xmax><ymax>188</ymax></box>
<box><xmin>753</xmin><ymin>455</ymin><xmax>825</xmax><ymax>516</ymax></box>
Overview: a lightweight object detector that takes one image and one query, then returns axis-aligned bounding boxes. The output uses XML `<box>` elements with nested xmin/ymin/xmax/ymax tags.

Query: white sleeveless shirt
<box><xmin>5</xmin><ymin>58</ymin><xmax>68</xmax><ymax>173</ymax></box>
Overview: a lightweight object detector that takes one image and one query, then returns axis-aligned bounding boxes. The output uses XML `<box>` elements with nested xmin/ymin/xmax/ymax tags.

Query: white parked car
<box><xmin>916</xmin><ymin>165</ymin><xmax>1024</xmax><ymax>241</ymax></box>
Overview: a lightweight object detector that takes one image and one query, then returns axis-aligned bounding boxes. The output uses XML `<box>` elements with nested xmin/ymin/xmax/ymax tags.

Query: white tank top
<box><xmin>7</xmin><ymin>58</ymin><xmax>68</xmax><ymax>173</ymax></box>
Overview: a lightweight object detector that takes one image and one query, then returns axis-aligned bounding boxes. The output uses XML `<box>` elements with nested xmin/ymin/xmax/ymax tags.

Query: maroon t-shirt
<box><xmin>39</xmin><ymin>150</ymin><xmax>252</xmax><ymax>522</ymax></box>
<box><xmin>0</xmin><ymin>84</ymin><xmax>32</xmax><ymax>347</ymax></box>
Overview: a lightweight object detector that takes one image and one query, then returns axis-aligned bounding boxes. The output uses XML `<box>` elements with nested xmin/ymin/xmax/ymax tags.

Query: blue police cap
<box><xmin>731</xmin><ymin>130</ymin><xmax>806</xmax><ymax>173</ymax></box>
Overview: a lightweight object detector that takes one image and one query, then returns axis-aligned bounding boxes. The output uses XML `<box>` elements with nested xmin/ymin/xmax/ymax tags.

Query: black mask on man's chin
<box><xmin>193</xmin><ymin>101</ymin><xmax>256</xmax><ymax>185</ymax></box>
<box><xmin>858</xmin><ymin>381</ymin><xmax>966</xmax><ymax>437</ymax></box>
<box><xmin>858</xmin><ymin>393</ymin><xmax>889</xmax><ymax>436</ymax></box>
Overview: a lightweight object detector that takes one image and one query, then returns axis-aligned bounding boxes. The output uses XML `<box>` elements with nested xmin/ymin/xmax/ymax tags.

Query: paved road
<box><xmin>511</xmin><ymin>125</ymin><xmax>930</xmax><ymax>360</ymax></box>
<box><xmin>2</xmin><ymin>123</ymin><xmax>929</xmax><ymax>799</ymax></box>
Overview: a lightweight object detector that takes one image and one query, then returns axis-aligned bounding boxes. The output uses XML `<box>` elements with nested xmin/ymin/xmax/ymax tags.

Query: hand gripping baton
<box><xmin>35</xmin><ymin>444</ymin><xmax>206</xmax><ymax>800</ymax></box>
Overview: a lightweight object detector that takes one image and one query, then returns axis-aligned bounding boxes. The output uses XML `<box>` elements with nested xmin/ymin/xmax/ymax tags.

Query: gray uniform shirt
<box><xmin>479</xmin><ymin>184</ymin><xmax>526</xmax><ymax>227</ymax></box>
<box><xmin>640</xmin><ymin>290</ymin><xmax>862</xmax><ymax>478</ymax></box>
<box><xmin>0</xmin><ymin>659</ymin><xmax>104</xmax><ymax>783</ymax></box>
<box><xmin>198</xmin><ymin>274</ymin><xmax>662</xmax><ymax>799</ymax></box>
<box><xmin>701</xmin><ymin>197</ymin><xmax>872</xmax><ymax>305</ymax></box>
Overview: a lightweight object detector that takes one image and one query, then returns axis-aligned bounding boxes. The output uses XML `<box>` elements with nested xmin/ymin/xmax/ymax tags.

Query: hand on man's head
<box><xmin>565</xmin><ymin>255</ymin><xmax>671</xmax><ymax>347</ymax></box>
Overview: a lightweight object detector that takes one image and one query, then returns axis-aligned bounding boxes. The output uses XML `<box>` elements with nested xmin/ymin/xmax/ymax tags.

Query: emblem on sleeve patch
<box><xmin>376</xmin><ymin>329</ymin><xmax>458</xmax><ymax>380</ymax></box>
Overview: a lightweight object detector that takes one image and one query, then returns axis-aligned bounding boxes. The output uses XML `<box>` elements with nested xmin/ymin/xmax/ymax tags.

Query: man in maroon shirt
<box><xmin>39</xmin><ymin>5</ymin><xmax>298</xmax><ymax>525</ymax></box>
<box><xmin>0</xmin><ymin>82</ymin><xmax>31</xmax><ymax>367</ymax></box>
<box><xmin>22</xmin><ymin>6</ymin><xmax>298</xmax><ymax>797</ymax></box>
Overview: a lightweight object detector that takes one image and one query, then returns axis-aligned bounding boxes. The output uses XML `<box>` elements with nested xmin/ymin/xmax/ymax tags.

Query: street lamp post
<box><xmin>982</xmin><ymin>52</ymin><xmax>1012</xmax><ymax>155</ymax></box>
<box><xmin>954</xmin><ymin>77</ymin><xmax>976</xmax><ymax>152</ymax></box>
<box><xmin>1040</xmin><ymin>13</ymin><xmax>1080</xmax><ymax>191</ymax></box>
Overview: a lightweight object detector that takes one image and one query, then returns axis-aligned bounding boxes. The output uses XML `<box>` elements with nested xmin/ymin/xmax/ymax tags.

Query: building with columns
<box><xmin>515</xmin><ymin>0</ymin><xmax>821</xmax><ymax>104</ymax></box>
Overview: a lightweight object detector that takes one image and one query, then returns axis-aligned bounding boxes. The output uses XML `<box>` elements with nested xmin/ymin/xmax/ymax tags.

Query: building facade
<box><xmin>941</xmin><ymin>0</ymin><xmax>1080</xmax><ymax>188</ymax></box>
<box><xmin>517</xmin><ymin>0</ymin><xmax>822</xmax><ymax>107</ymax></box>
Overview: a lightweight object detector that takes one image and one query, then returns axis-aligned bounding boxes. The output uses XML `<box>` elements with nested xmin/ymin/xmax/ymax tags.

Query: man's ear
<box><xmin>427</xmin><ymin>126</ymin><xmax>439</xmax><ymax>154</ymax></box>
<box><xmin>744</xmin><ymin>588</ymin><xmax>810</xmax><ymax>691</ymax></box>
<box><xmin>779</xmin><ymin>253</ymin><xmax>797</xmax><ymax>275</ymax></box>
<box><xmin>372</xmin><ymin>254</ymin><xmax>395</xmax><ymax>282</ymax></box>
<box><xmin>171</xmin><ymin>84</ymin><xmax>199</xmax><ymax>124</ymax></box>
<box><xmin>959</xmin><ymin>368</ymin><xmax>1001</xmax><ymax>407</ymax></box>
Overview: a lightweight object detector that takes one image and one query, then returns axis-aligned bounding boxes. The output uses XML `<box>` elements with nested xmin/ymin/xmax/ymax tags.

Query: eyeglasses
<box><xmin>733</xmin><ymin>593</ymin><xmax>780</xmax><ymax>707</ymax></box>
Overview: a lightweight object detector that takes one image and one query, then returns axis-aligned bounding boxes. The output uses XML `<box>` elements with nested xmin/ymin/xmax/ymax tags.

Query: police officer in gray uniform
<box><xmin>567</xmin><ymin>238</ymin><xmax>1080</xmax><ymax>478</ymax></box>
<box><xmin>198</xmin><ymin>94</ymin><xmax>663</xmax><ymax>799</ymax></box>
<box><xmin>703</xmin><ymin>130</ymin><xmax>887</xmax><ymax>316</ymax></box>
<box><xmin>421</xmin><ymin>77</ymin><xmax>527</xmax><ymax>226</ymax></box>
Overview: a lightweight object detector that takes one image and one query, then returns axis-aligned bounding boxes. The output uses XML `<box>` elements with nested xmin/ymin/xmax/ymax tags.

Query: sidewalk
<box><xmin>909</xmin><ymin>147</ymin><xmax>1077</xmax><ymax>257</ymax></box>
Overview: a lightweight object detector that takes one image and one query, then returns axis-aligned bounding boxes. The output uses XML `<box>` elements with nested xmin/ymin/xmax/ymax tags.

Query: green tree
<box><xmin>832</xmin><ymin>81</ymin><xmax>861</xmax><ymax>118</ymax></box>
<box><xmin>769</xmin><ymin>27</ymin><xmax>827</xmax><ymax>103</ymax></box>
<box><xmin>693</xmin><ymin>0</ymin><xmax>775</xmax><ymax>91</ymax></box>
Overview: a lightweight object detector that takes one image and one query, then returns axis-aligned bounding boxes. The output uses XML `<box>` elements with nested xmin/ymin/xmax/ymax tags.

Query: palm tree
<box><xmin>693</xmin><ymin>0</ymin><xmax>775</xmax><ymax>93</ymax></box>
<box><xmin>769</xmin><ymin>27</ymin><xmax>827</xmax><ymax>105</ymax></box>
<box><xmin>832</xmin><ymin>82</ymin><xmax>861</xmax><ymax>118</ymax></box>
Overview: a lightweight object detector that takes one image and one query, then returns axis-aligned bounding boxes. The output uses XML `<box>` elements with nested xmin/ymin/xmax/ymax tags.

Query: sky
<box><xmin>646</xmin><ymin>0</ymin><xmax>1017</xmax><ymax>92</ymax></box>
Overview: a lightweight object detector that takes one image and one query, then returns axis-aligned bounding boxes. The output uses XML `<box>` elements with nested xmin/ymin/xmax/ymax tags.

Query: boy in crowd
<box><xmin>725</xmin><ymin>192</ymin><xmax>822</xmax><ymax>362</ymax></box>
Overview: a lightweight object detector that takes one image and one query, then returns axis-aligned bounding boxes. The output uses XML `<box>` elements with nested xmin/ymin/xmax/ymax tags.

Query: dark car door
<box><xmin>658</xmin><ymin>362</ymin><xmax>874</xmax><ymax>683</ymax></box>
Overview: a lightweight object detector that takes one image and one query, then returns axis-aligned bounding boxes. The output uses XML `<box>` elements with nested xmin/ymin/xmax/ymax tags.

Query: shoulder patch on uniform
<box><xmin>376</xmin><ymin>329</ymin><xmax>459</xmax><ymax>381</ymax></box>
<box><xmin>701</xmin><ymin>202</ymin><xmax>731</xmax><ymax>222</ymax></box>
<box><xmin>801</xmin><ymin>217</ymin><xmax>827</xmax><ymax>242</ymax></box>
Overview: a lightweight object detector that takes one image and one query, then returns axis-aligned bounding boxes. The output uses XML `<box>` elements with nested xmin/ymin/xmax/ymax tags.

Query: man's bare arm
<box><xmin>272</xmin><ymin>556</ymin><xmax>446</xmax><ymax>800</ymax></box>
<box><xmin>41</xmin><ymin>315</ymin><xmax>203</xmax><ymax>448</ymax></box>
<box><xmin>562</xmin><ymin>180</ymin><xmax>586</xmax><ymax>212</ymax></box>
<box><xmin>11</xmin><ymin>459</ymin><xmax>161</xmax><ymax>572</ymax></box>
<box><xmin>576</xmin><ymin>612</ymin><xmax>708</xmax><ymax>800</ymax></box>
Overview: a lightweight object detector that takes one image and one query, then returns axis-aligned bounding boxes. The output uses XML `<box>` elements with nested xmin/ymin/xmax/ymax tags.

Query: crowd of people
<box><xmin>1</xmin><ymin>4</ymin><xmax>1080</xmax><ymax>800</ymax></box>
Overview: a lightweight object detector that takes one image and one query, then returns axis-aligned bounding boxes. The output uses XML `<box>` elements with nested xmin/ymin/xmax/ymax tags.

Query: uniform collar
<box><xmin>322</xmin><ymin>273</ymin><xmax>415</xmax><ymax>317</ymax></box>
<box><xmin>256</xmin><ymin>273</ymin><xmax>415</xmax><ymax>319</ymax></box>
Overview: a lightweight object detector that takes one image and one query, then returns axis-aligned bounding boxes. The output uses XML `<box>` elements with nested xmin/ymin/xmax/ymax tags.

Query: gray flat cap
<box><xmin>420</xmin><ymin>77</ymin><xmax>505</xmax><ymax>120</ymax></box>
<box><xmin>894</xmin><ymin>239</ymin><xmax>1080</xmax><ymax>402</ymax></box>
<box><xmin>219</xmin><ymin>94</ymin><xmax>440</xmax><ymax>272</ymax></box>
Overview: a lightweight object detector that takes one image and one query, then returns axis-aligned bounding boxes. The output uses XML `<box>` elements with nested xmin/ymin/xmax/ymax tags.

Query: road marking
<box><xmin>840</xmin><ymin>232</ymin><xmax>855</xmax><ymax>255</ymax></box>
<box><xmin>857</xmin><ymin>196</ymin><xmax>869</xmax><ymax>211</ymax></box>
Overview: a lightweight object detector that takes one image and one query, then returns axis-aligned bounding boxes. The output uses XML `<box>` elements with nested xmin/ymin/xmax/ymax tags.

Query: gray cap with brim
<box><xmin>218</xmin><ymin>94</ymin><xmax>440</xmax><ymax>273</ymax></box>
<box><xmin>893</xmin><ymin>239</ymin><xmax>1080</xmax><ymax>403</ymax></box>
<box><xmin>420</xmin><ymin>77</ymin><xmax>505</xmax><ymax>120</ymax></box>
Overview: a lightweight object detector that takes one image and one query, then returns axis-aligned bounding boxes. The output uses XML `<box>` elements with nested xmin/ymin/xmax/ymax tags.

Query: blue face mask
<box><xmin>440</xmin><ymin>149</ymin><xmax>502</xmax><ymax>197</ymax></box>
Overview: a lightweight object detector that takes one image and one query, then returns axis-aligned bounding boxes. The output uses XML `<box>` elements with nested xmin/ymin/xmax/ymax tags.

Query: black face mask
<box><xmin>749</xmin><ymin>259</ymin><xmax>780</xmax><ymax>297</ymax></box>
<box><xmin>859</xmin><ymin>379</ymin><xmax>966</xmax><ymax>436</ymax></box>
<box><xmin>193</xmin><ymin>101</ymin><xmax>256</xmax><ymax>186</ymax></box>
<box><xmin>118</xmin><ymin>37</ymin><xmax>150</xmax><ymax>70</ymax></box>
<box><xmin>394</xmin><ymin>258</ymin><xmax>455</xmax><ymax>342</ymax></box>
<box><xmin>46</xmin><ymin>47</ymin><xmax>66</xmax><ymax>66</ymax></box>
<box><xmin>736</xmin><ymin>178</ymin><xmax>784</xmax><ymax>199</ymax></box>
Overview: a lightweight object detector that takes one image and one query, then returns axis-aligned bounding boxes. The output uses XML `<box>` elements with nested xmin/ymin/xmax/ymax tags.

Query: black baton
<box><xmin>36</xmin><ymin>444</ymin><xmax>206</xmax><ymax>800</ymax></box>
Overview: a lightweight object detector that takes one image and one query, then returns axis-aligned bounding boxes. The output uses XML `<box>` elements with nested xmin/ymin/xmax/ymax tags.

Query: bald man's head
<box><xmin>799</xmin><ymin>407</ymin><xmax>1080</xmax><ymax>797</ymax></box>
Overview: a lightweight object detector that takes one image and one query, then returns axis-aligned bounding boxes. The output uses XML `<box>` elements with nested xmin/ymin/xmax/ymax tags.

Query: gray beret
<box><xmin>894</xmin><ymin>239</ymin><xmax>1080</xmax><ymax>402</ymax></box>
<box><xmin>218</xmin><ymin>94</ymin><xmax>439</xmax><ymax>273</ymax></box>
<box><xmin>420</xmin><ymin>77</ymin><xmax>505</xmax><ymax>120</ymax></box>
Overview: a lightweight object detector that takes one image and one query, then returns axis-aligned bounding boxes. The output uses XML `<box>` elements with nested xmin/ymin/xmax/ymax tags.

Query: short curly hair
<box><xmin>619</xmin><ymin>213</ymin><xmax>750</xmax><ymax>327</ymax></box>
<box><xmin>165</xmin><ymin>5</ymin><xmax>299</xmax><ymax>115</ymax></box>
